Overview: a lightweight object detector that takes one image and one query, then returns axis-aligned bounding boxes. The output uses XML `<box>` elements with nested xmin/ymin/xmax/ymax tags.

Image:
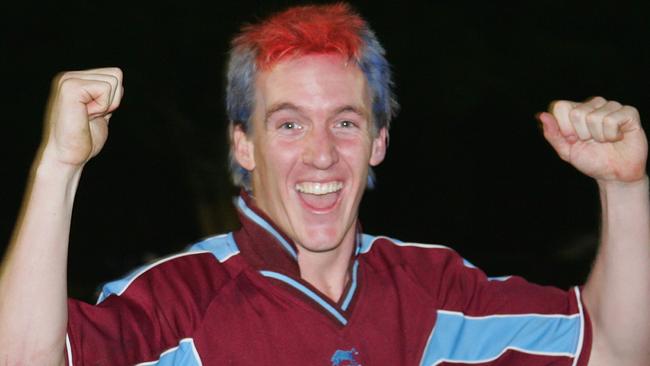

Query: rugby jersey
<box><xmin>66</xmin><ymin>193</ymin><xmax>591</xmax><ymax>365</ymax></box>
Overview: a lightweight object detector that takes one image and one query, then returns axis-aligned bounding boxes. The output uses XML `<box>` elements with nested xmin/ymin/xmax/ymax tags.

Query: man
<box><xmin>0</xmin><ymin>3</ymin><xmax>648</xmax><ymax>365</ymax></box>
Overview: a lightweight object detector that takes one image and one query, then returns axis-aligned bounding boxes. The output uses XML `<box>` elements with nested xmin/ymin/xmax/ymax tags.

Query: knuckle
<box><xmin>548</xmin><ymin>100</ymin><xmax>561</xmax><ymax>112</ymax></box>
<box><xmin>569</xmin><ymin>108</ymin><xmax>586</xmax><ymax>121</ymax></box>
<box><xmin>107</xmin><ymin>67</ymin><xmax>123</xmax><ymax>81</ymax></box>
<box><xmin>603</xmin><ymin>115</ymin><xmax>617</xmax><ymax>126</ymax></box>
<box><xmin>107</xmin><ymin>75</ymin><xmax>120</xmax><ymax>92</ymax></box>
<box><xmin>588</xmin><ymin>96</ymin><xmax>606</xmax><ymax>104</ymax></box>
<box><xmin>623</xmin><ymin>105</ymin><xmax>639</xmax><ymax>117</ymax></box>
<box><xmin>58</xmin><ymin>77</ymin><xmax>80</xmax><ymax>93</ymax></box>
<box><xmin>551</xmin><ymin>100</ymin><xmax>569</xmax><ymax>114</ymax></box>
<box><xmin>586</xmin><ymin>111</ymin><xmax>601</xmax><ymax>125</ymax></box>
<box><xmin>606</xmin><ymin>100</ymin><xmax>622</xmax><ymax>109</ymax></box>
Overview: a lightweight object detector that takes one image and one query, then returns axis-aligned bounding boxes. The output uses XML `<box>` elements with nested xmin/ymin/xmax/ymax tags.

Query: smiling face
<box><xmin>232</xmin><ymin>54</ymin><xmax>387</xmax><ymax>255</ymax></box>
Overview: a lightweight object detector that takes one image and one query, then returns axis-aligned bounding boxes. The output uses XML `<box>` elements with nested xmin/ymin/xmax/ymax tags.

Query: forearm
<box><xmin>583</xmin><ymin>176</ymin><xmax>650</xmax><ymax>364</ymax></box>
<box><xmin>0</xmin><ymin>157</ymin><xmax>82</xmax><ymax>365</ymax></box>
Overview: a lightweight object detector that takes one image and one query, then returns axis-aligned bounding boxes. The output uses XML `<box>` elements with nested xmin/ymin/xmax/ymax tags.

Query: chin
<box><xmin>296</xmin><ymin>228</ymin><xmax>345</xmax><ymax>254</ymax></box>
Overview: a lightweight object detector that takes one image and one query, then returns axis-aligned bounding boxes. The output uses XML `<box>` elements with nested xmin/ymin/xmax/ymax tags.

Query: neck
<box><xmin>297</xmin><ymin>228</ymin><xmax>356</xmax><ymax>302</ymax></box>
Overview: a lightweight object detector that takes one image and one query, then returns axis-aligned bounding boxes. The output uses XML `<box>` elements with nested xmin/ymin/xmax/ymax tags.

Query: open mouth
<box><xmin>295</xmin><ymin>181</ymin><xmax>343</xmax><ymax>211</ymax></box>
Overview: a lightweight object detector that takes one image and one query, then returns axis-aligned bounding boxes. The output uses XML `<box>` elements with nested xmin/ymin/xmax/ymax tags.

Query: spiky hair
<box><xmin>226</xmin><ymin>3</ymin><xmax>397</xmax><ymax>188</ymax></box>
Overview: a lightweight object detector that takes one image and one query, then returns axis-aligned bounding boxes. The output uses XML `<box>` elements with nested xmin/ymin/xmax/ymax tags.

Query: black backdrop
<box><xmin>1</xmin><ymin>1</ymin><xmax>648</xmax><ymax>302</ymax></box>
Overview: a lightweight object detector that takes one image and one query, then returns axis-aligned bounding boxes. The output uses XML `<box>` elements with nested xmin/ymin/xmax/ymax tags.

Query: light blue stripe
<box><xmin>359</xmin><ymin>234</ymin><xmax>374</xmax><ymax>253</ymax></box>
<box><xmin>189</xmin><ymin>233</ymin><xmax>240</xmax><ymax>263</ymax></box>
<box><xmin>137</xmin><ymin>338</ymin><xmax>202</xmax><ymax>366</ymax></box>
<box><xmin>237</xmin><ymin>196</ymin><xmax>298</xmax><ymax>259</ymax></box>
<box><xmin>97</xmin><ymin>234</ymin><xmax>240</xmax><ymax>304</ymax></box>
<box><xmin>360</xmin><ymin>235</ymin><xmax>484</xmax><ymax>273</ymax></box>
<box><xmin>462</xmin><ymin>259</ymin><xmax>477</xmax><ymax>269</ymax></box>
<box><xmin>260</xmin><ymin>270</ymin><xmax>348</xmax><ymax>325</ymax></box>
<box><xmin>341</xmin><ymin>260</ymin><xmax>359</xmax><ymax>311</ymax></box>
<box><xmin>420</xmin><ymin>311</ymin><xmax>581</xmax><ymax>366</ymax></box>
<box><xmin>359</xmin><ymin>234</ymin><xmax>388</xmax><ymax>253</ymax></box>
<box><xmin>488</xmin><ymin>275</ymin><xmax>512</xmax><ymax>282</ymax></box>
<box><xmin>354</xmin><ymin>231</ymin><xmax>363</xmax><ymax>256</ymax></box>
<box><xmin>98</xmin><ymin>262</ymin><xmax>149</xmax><ymax>303</ymax></box>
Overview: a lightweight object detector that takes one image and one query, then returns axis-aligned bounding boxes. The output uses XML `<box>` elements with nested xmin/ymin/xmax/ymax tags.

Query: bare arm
<box><xmin>539</xmin><ymin>97</ymin><xmax>649</xmax><ymax>365</ymax></box>
<box><xmin>0</xmin><ymin>68</ymin><xmax>123</xmax><ymax>365</ymax></box>
<box><xmin>587</xmin><ymin>178</ymin><xmax>650</xmax><ymax>365</ymax></box>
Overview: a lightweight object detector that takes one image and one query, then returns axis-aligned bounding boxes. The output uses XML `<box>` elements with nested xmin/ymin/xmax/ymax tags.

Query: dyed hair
<box><xmin>226</xmin><ymin>3</ymin><xmax>397</xmax><ymax>188</ymax></box>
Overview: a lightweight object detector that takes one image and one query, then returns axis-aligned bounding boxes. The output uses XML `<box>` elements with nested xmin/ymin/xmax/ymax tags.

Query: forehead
<box><xmin>254</xmin><ymin>54</ymin><xmax>370</xmax><ymax>117</ymax></box>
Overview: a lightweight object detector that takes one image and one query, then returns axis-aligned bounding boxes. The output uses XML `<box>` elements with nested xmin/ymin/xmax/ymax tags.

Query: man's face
<box><xmin>233</xmin><ymin>54</ymin><xmax>387</xmax><ymax>254</ymax></box>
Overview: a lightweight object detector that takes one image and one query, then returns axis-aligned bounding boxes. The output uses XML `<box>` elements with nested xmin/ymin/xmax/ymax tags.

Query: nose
<box><xmin>302</xmin><ymin>126</ymin><xmax>339</xmax><ymax>169</ymax></box>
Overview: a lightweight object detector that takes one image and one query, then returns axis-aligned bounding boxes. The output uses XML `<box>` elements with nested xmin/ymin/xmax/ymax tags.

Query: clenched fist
<box><xmin>538</xmin><ymin>97</ymin><xmax>647</xmax><ymax>183</ymax></box>
<box><xmin>41</xmin><ymin>68</ymin><xmax>124</xmax><ymax>167</ymax></box>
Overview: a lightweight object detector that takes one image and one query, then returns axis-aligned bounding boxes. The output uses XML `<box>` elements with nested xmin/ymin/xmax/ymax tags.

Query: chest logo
<box><xmin>331</xmin><ymin>348</ymin><xmax>361</xmax><ymax>366</ymax></box>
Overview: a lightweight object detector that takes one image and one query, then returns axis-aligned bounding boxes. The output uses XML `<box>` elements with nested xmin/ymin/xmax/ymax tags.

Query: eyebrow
<box><xmin>334</xmin><ymin>105</ymin><xmax>368</xmax><ymax>119</ymax></box>
<box><xmin>264</xmin><ymin>102</ymin><xmax>368</xmax><ymax>121</ymax></box>
<box><xmin>265</xmin><ymin>102</ymin><xmax>302</xmax><ymax>121</ymax></box>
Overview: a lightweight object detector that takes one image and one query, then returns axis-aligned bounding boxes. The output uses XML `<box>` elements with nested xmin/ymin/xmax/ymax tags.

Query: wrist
<box><xmin>31</xmin><ymin>150</ymin><xmax>85</xmax><ymax>200</ymax></box>
<box><xmin>597</xmin><ymin>175</ymin><xmax>649</xmax><ymax>193</ymax></box>
<box><xmin>597</xmin><ymin>176</ymin><xmax>649</xmax><ymax>209</ymax></box>
<box><xmin>34</xmin><ymin>146</ymin><xmax>85</xmax><ymax>179</ymax></box>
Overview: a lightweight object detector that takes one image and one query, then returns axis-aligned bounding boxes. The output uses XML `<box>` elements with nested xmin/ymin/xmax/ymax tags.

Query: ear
<box><xmin>369</xmin><ymin>127</ymin><xmax>388</xmax><ymax>166</ymax></box>
<box><xmin>231</xmin><ymin>124</ymin><xmax>256</xmax><ymax>171</ymax></box>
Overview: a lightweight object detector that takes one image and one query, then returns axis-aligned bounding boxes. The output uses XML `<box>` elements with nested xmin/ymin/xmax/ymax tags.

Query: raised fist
<box><xmin>41</xmin><ymin>67</ymin><xmax>123</xmax><ymax>167</ymax></box>
<box><xmin>538</xmin><ymin>97</ymin><xmax>647</xmax><ymax>183</ymax></box>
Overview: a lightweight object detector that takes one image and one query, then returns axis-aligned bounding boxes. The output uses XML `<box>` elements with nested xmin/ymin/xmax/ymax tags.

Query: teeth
<box><xmin>295</xmin><ymin>181</ymin><xmax>343</xmax><ymax>195</ymax></box>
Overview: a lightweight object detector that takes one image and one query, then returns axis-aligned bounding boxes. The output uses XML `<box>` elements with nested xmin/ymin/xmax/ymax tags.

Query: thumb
<box><xmin>537</xmin><ymin>111</ymin><xmax>572</xmax><ymax>162</ymax></box>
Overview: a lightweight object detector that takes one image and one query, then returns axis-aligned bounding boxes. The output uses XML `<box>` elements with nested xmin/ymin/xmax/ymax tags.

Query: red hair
<box><xmin>233</xmin><ymin>3</ymin><xmax>366</xmax><ymax>69</ymax></box>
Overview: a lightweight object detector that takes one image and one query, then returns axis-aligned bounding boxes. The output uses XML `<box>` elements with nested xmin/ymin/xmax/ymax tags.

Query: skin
<box><xmin>0</xmin><ymin>62</ymin><xmax>647</xmax><ymax>364</ymax></box>
<box><xmin>539</xmin><ymin>97</ymin><xmax>650</xmax><ymax>365</ymax></box>
<box><xmin>0</xmin><ymin>68</ymin><xmax>123</xmax><ymax>365</ymax></box>
<box><xmin>232</xmin><ymin>54</ymin><xmax>387</xmax><ymax>300</ymax></box>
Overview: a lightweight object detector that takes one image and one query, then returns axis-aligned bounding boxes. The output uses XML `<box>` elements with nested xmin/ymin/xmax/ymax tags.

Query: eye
<box><xmin>337</xmin><ymin>120</ymin><xmax>357</xmax><ymax>128</ymax></box>
<box><xmin>279</xmin><ymin>121</ymin><xmax>301</xmax><ymax>130</ymax></box>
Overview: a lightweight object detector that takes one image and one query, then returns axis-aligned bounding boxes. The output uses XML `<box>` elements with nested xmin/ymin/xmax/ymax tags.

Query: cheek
<box><xmin>257</xmin><ymin>140</ymin><xmax>302</xmax><ymax>175</ymax></box>
<box><xmin>338</xmin><ymin>138</ymin><xmax>372</xmax><ymax>169</ymax></box>
<box><xmin>344</xmin><ymin>131</ymin><xmax>373</xmax><ymax>151</ymax></box>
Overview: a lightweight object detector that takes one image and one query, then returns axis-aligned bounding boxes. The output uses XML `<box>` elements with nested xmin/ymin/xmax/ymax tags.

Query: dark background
<box><xmin>1</xmin><ymin>1</ymin><xmax>648</xmax><ymax>302</ymax></box>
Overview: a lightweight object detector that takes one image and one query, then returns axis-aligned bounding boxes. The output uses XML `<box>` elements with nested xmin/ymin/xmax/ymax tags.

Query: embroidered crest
<box><xmin>331</xmin><ymin>348</ymin><xmax>361</xmax><ymax>366</ymax></box>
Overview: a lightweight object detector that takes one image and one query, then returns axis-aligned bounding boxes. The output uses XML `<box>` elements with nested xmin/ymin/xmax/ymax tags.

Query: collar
<box><xmin>232</xmin><ymin>191</ymin><xmax>364</xmax><ymax>325</ymax></box>
<box><xmin>232</xmin><ymin>191</ymin><xmax>362</xmax><ymax>278</ymax></box>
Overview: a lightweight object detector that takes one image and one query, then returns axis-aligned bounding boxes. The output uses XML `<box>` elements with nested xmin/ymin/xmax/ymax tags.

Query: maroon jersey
<box><xmin>66</xmin><ymin>195</ymin><xmax>591</xmax><ymax>365</ymax></box>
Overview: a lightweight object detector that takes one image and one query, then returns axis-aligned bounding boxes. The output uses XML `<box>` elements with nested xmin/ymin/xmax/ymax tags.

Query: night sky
<box><xmin>1</xmin><ymin>1</ymin><xmax>648</xmax><ymax>302</ymax></box>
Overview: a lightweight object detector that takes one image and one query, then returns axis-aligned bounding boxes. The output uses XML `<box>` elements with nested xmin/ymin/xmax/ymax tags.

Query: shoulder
<box><xmin>359</xmin><ymin>233</ymin><xmax>473</xmax><ymax>271</ymax></box>
<box><xmin>360</xmin><ymin>234</ymin><xmax>584</xmax><ymax>316</ymax></box>
<box><xmin>97</xmin><ymin>233</ymin><xmax>242</xmax><ymax>304</ymax></box>
<box><xmin>358</xmin><ymin>233</ymin><xmax>512</xmax><ymax>298</ymax></box>
<box><xmin>358</xmin><ymin>233</ymin><xmax>491</xmax><ymax>294</ymax></box>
